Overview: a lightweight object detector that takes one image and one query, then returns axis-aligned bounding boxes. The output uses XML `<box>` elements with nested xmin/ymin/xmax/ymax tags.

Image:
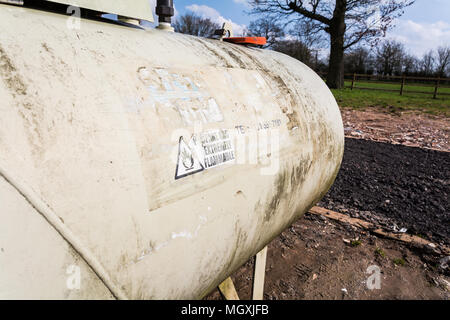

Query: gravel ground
<box><xmin>319</xmin><ymin>138</ymin><xmax>450</xmax><ymax>246</ymax></box>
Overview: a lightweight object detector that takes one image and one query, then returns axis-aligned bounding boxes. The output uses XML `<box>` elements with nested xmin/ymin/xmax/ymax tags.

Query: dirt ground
<box><xmin>206</xmin><ymin>213</ymin><xmax>449</xmax><ymax>300</ymax></box>
<box><xmin>206</xmin><ymin>109</ymin><xmax>449</xmax><ymax>300</ymax></box>
<box><xmin>341</xmin><ymin>108</ymin><xmax>450</xmax><ymax>152</ymax></box>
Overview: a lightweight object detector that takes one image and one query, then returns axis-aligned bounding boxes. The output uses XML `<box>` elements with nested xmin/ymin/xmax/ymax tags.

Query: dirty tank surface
<box><xmin>0</xmin><ymin>5</ymin><xmax>343</xmax><ymax>299</ymax></box>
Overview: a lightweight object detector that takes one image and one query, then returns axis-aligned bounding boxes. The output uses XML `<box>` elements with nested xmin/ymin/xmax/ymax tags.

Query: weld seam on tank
<box><xmin>0</xmin><ymin>164</ymin><xmax>128</xmax><ymax>300</ymax></box>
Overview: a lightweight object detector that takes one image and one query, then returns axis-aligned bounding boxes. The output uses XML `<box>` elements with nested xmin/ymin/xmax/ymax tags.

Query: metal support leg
<box><xmin>252</xmin><ymin>246</ymin><xmax>268</xmax><ymax>300</ymax></box>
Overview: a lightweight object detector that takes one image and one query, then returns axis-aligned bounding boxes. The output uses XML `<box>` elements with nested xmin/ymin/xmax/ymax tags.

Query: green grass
<box><xmin>331</xmin><ymin>81</ymin><xmax>450</xmax><ymax>116</ymax></box>
<box><xmin>393</xmin><ymin>258</ymin><xmax>406</xmax><ymax>266</ymax></box>
<box><xmin>351</xmin><ymin>240</ymin><xmax>362</xmax><ymax>247</ymax></box>
<box><xmin>375</xmin><ymin>248</ymin><xmax>386</xmax><ymax>258</ymax></box>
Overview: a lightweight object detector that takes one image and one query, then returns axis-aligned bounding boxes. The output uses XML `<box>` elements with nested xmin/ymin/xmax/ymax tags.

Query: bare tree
<box><xmin>248</xmin><ymin>0</ymin><xmax>415</xmax><ymax>88</ymax></box>
<box><xmin>272</xmin><ymin>39</ymin><xmax>313</xmax><ymax>66</ymax></box>
<box><xmin>173</xmin><ymin>13</ymin><xmax>221</xmax><ymax>38</ymax></box>
<box><xmin>247</xmin><ymin>18</ymin><xmax>317</xmax><ymax>68</ymax></box>
<box><xmin>247</xmin><ymin>17</ymin><xmax>285</xmax><ymax>46</ymax></box>
<box><xmin>436</xmin><ymin>46</ymin><xmax>450</xmax><ymax>78</ymax></box>
<box><xmin>288</xmin><ymin>19</ymin><xmax>326</xmax><ymax>48</ymax></box>
<box><xmin>420</xmin><ymin>51</ymin><xmax>436</xmax><ymax>77</ymax></box>
<box><xmin>375</xmin><ymin>40</ymin><xmax>405</xmax><ymax>76</ymax></box>
<box><xmin>344</xmin><ymin>46</ymin><xmax>373</xmax><ymax>74</ymax></box>
<box><xmin>401</xmin><ymin>54</ymin><xmax>419</xmax><ymax>75</ymax></box>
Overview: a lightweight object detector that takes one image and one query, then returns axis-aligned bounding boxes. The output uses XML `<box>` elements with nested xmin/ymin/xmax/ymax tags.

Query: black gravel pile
<box><xmin>319</xmin><ymin>138</ymin><xmax>450</xmax><ymax>245</ymax></box>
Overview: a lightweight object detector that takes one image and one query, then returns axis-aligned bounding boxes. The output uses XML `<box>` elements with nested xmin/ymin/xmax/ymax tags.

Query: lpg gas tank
<box><xmin>0</xmin><ymin>3</ymin><xmax>344</xmax><ymax>299</ymax></box>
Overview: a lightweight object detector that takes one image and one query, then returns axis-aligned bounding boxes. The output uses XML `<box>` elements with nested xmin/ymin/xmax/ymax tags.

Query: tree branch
<box><xmin>288</xmin><ymin>1</ymin><xmax>331</xmax><ymax>25</ymax></box>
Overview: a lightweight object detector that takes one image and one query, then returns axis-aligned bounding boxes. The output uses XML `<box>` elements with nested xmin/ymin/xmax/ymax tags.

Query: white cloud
<box><xmin>387</xmin><ymin>19</ymin><xmax>450</xmax><ymax>56</ymax></box>
<box><xmin>186</xmin><ymin>4</ymin><xmax>247</xmax><ymax>36</ymax></box>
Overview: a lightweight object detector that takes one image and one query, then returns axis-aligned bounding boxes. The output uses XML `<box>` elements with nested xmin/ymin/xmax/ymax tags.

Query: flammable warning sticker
<box><xmin>175</xmin><ymin>129</ymin><xmax>235</xmax><ymax>180</ymax></box>
<box><xmin>175</xmin><ymin>137</ymin><xmax>205</xmax><ymax>180</ymax></box>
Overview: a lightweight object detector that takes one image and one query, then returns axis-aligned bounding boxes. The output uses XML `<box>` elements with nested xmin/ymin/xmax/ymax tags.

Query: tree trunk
<box><xmin>326</xmin><ymin>0</ymin><xmax>346</xmax><ymax>89</ymax></box>
<box><xmin>327</xmin><ymin>32</ymin><xmax>345</xmax><ymax>89</ymax></box>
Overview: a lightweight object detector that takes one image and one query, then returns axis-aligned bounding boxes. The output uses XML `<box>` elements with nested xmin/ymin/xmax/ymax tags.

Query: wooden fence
<box><xmin>345</xmin><ymin>73</ymin><xmax>450</xmax><ymax>99</ymax></box>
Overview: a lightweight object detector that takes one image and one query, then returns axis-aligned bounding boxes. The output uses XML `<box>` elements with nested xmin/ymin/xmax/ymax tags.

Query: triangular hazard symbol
<box><xmin>188</xmin><ymin>135</ymin><xmax>206</xmax><ymax>168</ymax></box>
<box><xmin>175</xmin><ymin>136</ymin><xmax>205</xmax><ymax>180</ymax></box>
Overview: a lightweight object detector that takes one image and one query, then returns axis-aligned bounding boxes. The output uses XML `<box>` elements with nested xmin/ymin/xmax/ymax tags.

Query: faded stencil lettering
<box><xmin>132</xmin><ymin>67</ymin><xmax>224</xmax><ymax>126</ymax></box>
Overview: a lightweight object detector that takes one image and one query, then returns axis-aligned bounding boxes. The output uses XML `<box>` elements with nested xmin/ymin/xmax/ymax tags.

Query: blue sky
<box><xmin>175</xmin><ymin>0</ymin><xmax>250</xmax><ymax>26</ymax></box>
<box><xmin>158</xmin><ymin>0</ymin><xmax>450</xmax><ymax>57</ymax></box>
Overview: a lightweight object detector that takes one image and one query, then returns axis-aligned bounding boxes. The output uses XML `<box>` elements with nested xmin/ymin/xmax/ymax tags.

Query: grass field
<box><xmin>331</xmin><ymin>81</ymin><xmax>450</xmax><ymax>116</ymax></box>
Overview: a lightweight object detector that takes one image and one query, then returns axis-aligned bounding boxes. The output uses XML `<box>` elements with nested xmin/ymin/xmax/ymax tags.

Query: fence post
<box><xmin>351</xmin><ymin>73</ymin><xmax>356</xmax><ymax>90</ymax></box>
<box><xmin>433</xmin><ymin>78</ymin><xmax>440</xmax><ymax>99</ymax></box>
<box><xmin>400</xmin><ymin>75</ymin><xmax>405</xmax><ymax>96</ymax></box>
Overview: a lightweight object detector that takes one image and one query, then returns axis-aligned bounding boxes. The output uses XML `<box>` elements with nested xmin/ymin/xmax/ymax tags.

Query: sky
<box><xmin>151</xmin><ymin>0</ymin><xmax>450</xmax><ymax>58</ymax></box>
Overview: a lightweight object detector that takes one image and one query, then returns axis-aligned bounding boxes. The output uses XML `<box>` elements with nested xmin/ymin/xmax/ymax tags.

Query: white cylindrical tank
<box><xmin>0</xmin><ymin>4</ymin><xmax>344</xmax><ymax>299</ymax></box>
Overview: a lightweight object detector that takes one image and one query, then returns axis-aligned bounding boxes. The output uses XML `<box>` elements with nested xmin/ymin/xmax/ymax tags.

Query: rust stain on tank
<box><xmin>224</xmin><ymin>221</ymin><xmax>248</xmax><ymax>273</ymax></box>
<box><xmin>285</xmin><ymin>109</ymin><xmax>300</xmax><ymax>131</ymax></box>
<box><xmin>264</xmin><ymin>156</ymin><xmax>312</xmax><ymax>223</ymax></box>
<box><xmin>222</xmin><ymin>46</ymin><xmax>249</xmax><ymax>69</ymax></box>
<box><xmin>41</xmin><ymin>42</ymin><xmax>52</xmax><ymax>53</ymax></box>
<box><xmin>0</xmin><ymin>45</ymin><xmax>45</xmax><ymax>154</ymax></box>
<box><xmin>0</xmin><ymin>45</ymin><xmax>27</xmax><ymax>96</ymax></box>
<box><xmin>190</xmin><ymin>38</ymin><xmax>234</xmax><ymax>68</ymax></box>
<box><xmin>265</xmin><ymin>169</ymin><xmax>288</xmax><ymax>222</ymax></box>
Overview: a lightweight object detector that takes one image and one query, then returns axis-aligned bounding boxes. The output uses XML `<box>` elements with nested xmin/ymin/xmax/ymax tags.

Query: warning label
<box><xmin>175</xmin><ymin>137</ymin><xmax>205</xmax><ymax>180</ymax></box>
<box><xmin>200</xmin><ymin>130</ymin><xmax>235</xmax><ymax>169</ymax></box>
<box><xmin>175</xmin><ymin>129</ymin><xmax>235</xmax><ymax>180</ymax></box>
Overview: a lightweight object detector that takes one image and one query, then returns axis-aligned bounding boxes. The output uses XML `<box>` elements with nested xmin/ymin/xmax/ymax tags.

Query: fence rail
<box><xmin>345</xmin><ymin>73</ymin><xmax>450</xmax><ymax>99</ymax></box>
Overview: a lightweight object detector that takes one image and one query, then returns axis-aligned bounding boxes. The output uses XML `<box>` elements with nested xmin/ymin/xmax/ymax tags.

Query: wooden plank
<box><xmin>308</xmin><ymin>206</ymin><xmax>450</xmax><ymax>255</ymax></box>
<box><xmin>354</xmin><ymin>80</ymin><xmax>404</xmax><ymax>86</ymax></box>
<box><xmin>404</xmin><ymin>89</ymin><xmax>450</xmax><ymax>96</ymax></box>
<box><xmin>351</xmin><ymin>87</ymin><xmax>450</xmax><ymax>96</ymax></box>
<box><xmin>218</xmin><ymin>277</ymin><xmax>240</xmax><ymax>300</ymax></box>
<box><xmin>252</xmin><ymin>246</ymin><xmax>268</xmax><ymax>300</ymax></box>
<box><xmin>354</xmin><ymin>86</ymin><xmax>400</xmax><ymax>93</ymax></box>
<box><xmin>309</xmin><ymin>206</ymin><xmax>372</xmax><ymax>229</ymax></box>
<box><xmin>348</xmin><ymin>80</ymin><xmax>450</xmax><ymax>89</ymax></box>
<box><xmin>352</xmin><ymin>74</ymin><xmax>450</xmax><ymax>81</ymax></box>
